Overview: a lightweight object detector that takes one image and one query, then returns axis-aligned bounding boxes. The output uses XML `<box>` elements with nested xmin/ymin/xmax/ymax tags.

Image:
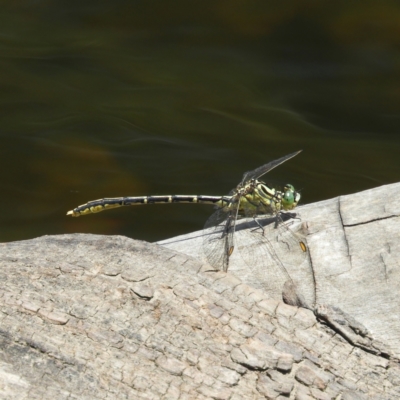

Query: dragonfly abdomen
<box><xmin>67</xmin><ymin>195</ymin><xmax>230</xmax><ymax>217</ymax></box>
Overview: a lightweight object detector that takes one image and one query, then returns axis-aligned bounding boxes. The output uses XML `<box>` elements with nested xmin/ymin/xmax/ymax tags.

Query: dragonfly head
<box><xmin>281</xmin><ymin>184</ymin><xmax>301</xmax><ymax>210</ymax></box>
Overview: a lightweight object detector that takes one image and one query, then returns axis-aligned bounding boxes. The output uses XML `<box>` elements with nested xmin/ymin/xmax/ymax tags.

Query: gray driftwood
<box><xmin>0</xmin><ymin>183</ymin><xmax>399</xmax><ymax>399</ymax></box>
<box><xmin>160</xmin><ymin>182</ymin><xmax>400</xmax><ymax>360</ymax></box>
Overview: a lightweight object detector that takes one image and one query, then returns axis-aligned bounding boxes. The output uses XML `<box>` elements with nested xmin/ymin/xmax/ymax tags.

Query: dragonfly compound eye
<box><xmin>282</xmin><ymin>188</ymin><xmax>295</xmax><ymax>209</ymax></box>
<box><xmin>284</xmin><ymin>184</ymin><xmax>295</xmax><ymax>192</ymax></box>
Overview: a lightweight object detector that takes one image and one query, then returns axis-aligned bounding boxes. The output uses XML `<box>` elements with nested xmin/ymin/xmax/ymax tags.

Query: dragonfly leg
<box><xmin>251</xmin><ymin>215</ymin><xmax>266</xmax><ymax>235</ymax></box>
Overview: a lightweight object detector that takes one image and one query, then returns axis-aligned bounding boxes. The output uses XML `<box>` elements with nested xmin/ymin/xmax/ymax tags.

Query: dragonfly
<box><xmin>67</xmin><ymin>151</ymin><xmax>311</xmax><ymax>301</ymax></box>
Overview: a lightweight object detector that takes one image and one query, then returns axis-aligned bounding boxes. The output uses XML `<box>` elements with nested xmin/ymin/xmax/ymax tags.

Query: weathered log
<box><xmin>161</xmin><ymin>182</ymin><xmax>400</xmax><ymax>360</ymax></box>
<box><xmin>0</xmin><ymin>183</ymin><xmax>399</xmax><ymax>399</ymax></box>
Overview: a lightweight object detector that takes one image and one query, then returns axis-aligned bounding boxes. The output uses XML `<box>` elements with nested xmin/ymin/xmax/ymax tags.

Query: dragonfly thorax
<box><xmin>235</xmin><ymin>181</ymin><xmax>300</xmax><ymax>216</ymax></box>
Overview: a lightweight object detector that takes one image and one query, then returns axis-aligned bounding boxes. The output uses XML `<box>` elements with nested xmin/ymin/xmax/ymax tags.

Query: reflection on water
<box><xmin>0</xmin><ymin>2</ymin><xmax>399</xmax><ymax>242</ymax></box>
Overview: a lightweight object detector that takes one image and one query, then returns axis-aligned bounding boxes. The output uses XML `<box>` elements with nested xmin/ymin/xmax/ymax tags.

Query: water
<box><xmin>1</xmin><ymin>2</ymin><xmax>399</xmax><ymax>243</ymax></box>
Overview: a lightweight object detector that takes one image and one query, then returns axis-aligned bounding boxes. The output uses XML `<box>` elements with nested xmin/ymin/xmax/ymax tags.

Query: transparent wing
<box><xmin>235</xmin><ymin>213</ymin><xmax>315</xmax><ymax>307</ymax></box>
<box><xmin>241</xmin><ymin>150</ymin><xmax>302</xmax><ymax>184</ymax></box>
<box><xmin>202</xmin><ymin>200</ymin><xmax>240</xmax><ymax>272</ymax></box>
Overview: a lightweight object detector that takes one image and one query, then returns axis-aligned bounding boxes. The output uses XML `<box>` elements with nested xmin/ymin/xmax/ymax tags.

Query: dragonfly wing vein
<box><xmin>236</xmin><ymin>214</ymin><xmax>315</xmax><ymax>306</ymax></box>
<box><xmin>203</xmin><ymin>199</ymin><xmax>240</xmax><ymax>272</ymax></box>
<box><xmin>241</xmin><ymin>150</ymin><xmax>302</xmax><ymax>183</ymax></box>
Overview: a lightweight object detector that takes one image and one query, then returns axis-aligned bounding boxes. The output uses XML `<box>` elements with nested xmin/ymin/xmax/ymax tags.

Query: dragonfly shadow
<box><xmin>235</xmin><ymin>212</ymin><xmax>299</xmax><ymax>233</ymax></box>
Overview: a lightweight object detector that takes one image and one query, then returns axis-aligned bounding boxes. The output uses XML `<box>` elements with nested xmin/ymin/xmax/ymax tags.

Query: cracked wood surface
<box><xmin>160</xmin><ymin>182</ymin><xmax>400</xmax><ymax>361</ymax></box>
<box><xmin>1</xmin><ymin>230</ymin><xmax>400</xmax><ymax>399</ymax></box>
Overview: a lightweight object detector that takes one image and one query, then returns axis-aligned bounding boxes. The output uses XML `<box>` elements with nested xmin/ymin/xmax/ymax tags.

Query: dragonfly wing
<box><xmin>203</xmin><ymin>201</ymin><xmax>240</xmax><ymax>272</ymax></box>
<box><xmin>241</xmin><ymin>150</ymin><xmax>302</xmax><ymax>183</ymax></box>
<box><xmin>236</xmin><ymin>213</ymin><xmax>315</xmax><ymax>307</ymax></box>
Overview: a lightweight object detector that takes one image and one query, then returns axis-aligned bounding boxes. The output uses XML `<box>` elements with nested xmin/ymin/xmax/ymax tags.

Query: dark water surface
<box><xmin>1</xmin><ymin>2</ymin><xmax>399</xmax><ymax>242</ymax></box>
